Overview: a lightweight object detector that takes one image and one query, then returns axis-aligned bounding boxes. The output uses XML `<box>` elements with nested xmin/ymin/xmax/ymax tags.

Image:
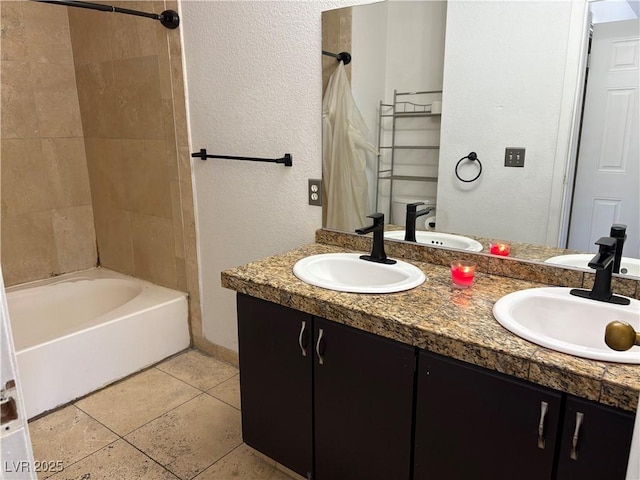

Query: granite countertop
<box><xmin>221</xmin><ymin>243</ymin><xmax>640</xmax><ymax>413</ymax></box>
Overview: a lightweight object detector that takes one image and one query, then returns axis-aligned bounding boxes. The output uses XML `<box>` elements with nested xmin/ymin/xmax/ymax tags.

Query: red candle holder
<box><xmin>451</xmin><ymin>261</ymin><xmax>476</xmax><ymax>288</ymax></box>
<box><xmin>490</xmin><ymin>241</ymin><xmax>510</xmax><ymax>256</ymax></box>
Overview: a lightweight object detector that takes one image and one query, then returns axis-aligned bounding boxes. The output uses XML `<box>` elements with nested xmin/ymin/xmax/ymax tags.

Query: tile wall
<box><xmin>1</xmin><ymin>0</ymin><xmax>97</xmax><ymax>285</ymax></box>
<box><xmin>321</xmin><ymin>6</ymin><xmax>352</xmax><ymax>95</ymax></box>
<box><xmin>1</xmin><ymin>1</ymin><xmax>202</xmax><ymax>340</ymax></box>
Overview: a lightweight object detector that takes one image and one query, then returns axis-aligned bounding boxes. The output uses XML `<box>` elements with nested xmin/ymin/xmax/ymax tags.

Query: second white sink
<box><xmin>545</xmin><ymin>254</ymin><xmax>640</xmax><ymax>278</ymax></box>
<box><xmin>493</xmin><ymin>287</ymin><xmax>640</xmax><ymax>364</ymax></box>
<box><xmin>293</xmin><ymin>253</ymin><xmax>425</xmax><ymax>294</ymax></box>
<box><xmin>384</xmin><ymin>231</ymin><xmax>483</xmax><ymax>252</ymax></box>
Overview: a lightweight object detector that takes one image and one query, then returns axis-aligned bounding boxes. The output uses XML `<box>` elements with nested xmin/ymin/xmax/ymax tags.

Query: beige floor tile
<box><xmin>207</xmin><ymin>374</ymin><xmax>241</xmax><ymax>410</ymax></box>
<box><xmin>48</xmin><ymin>439</ymin><xmax>177</xmax><ymax>480</ymax></box>
<box><xmin>194</xmin><ymin>444</ymin><xmax>292</xmax><ymax>480</ymax></box>
<box><xmin>29</xmin><ymin>405</ymin><xmax>118</xmax><ymax>479</ymax></box>
<box><xmin>74</xmin><ymin>368</ymin><xmax>200</xmax><ymax>436</ymax></box>
<box><xmin>125</xmin><ymin>394</ymin><xmax>242</xmax><ymax>480</ymax></box>
<box><xmin>157</xmin><ymin>349</ymin><xmax>238</xmax><ymax>391</ymax></box>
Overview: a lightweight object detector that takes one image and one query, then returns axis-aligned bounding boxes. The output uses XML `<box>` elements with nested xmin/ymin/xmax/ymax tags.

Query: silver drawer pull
<box><xmin>298</xmin><ymin>321</ymin><xmax>307</xmax><ymax>356</ymax></box>
<box><xmin>538</xmin><ymin>401</ymin><xmax>548</xmax><ymax>449</ymax></box>
<box><xmin>316</xmin><ymin>328</ymin><xmax>324</xmax><ymax>365</ymax></box>
<box><xmin>571</xmin><ymin>412</ymin><xmax>584</xmax><ymax>460</ymax></box>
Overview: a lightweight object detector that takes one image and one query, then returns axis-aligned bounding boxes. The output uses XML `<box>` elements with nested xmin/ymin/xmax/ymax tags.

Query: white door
<box><xmin>1</xmin><ymin>269</ymin><xmax>36</xmax><ymax>480</ymax></box>
<box><xmin>568</xmin><ymin>19</ymin><xmax>639</xmax><ymax>256</ymax></box>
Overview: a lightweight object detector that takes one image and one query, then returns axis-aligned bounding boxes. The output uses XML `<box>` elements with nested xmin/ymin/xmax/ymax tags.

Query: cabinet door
<box><xmin>313</xmin><ymin>318</ymin><xmax>415</xmax><ymax>480</ymax></box>
<box><xmin>236</xmin><ymin>294</ymin><xmax>313</xmax><ymax>478</ymax></box>
<box><xmin>556</xmin><ymin>396</ymin><xmax>635</xmax><ymax>480</ymax></box>
<box><xmin>414</xmin><ymin>351</ymin><xmax>562</xmax><ymax>480</ymax></box>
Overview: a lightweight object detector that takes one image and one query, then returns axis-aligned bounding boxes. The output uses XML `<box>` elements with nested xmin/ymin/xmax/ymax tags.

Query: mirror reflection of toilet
<box><xmin>391</xmin><ymin>196</ymin><xmax>437</xmax><ymax>230</ymax></box>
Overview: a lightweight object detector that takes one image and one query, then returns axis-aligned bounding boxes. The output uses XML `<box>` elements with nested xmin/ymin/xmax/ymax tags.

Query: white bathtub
<box><xmin>5</xmin><ymin>267</ymin><xmax>190</xmax><ymax>419</ymax></box>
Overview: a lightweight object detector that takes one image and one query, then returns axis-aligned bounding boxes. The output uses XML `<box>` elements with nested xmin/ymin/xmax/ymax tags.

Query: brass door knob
<box><xmin>604</xmin><ymin>321</ymin><xmax>640</xmax><ymax>351</ymax></box>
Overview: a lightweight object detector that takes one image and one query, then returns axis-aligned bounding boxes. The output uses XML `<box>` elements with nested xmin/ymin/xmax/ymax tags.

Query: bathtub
<box><xmin>5</xmin><ymin>267</ymin><xmax>190</xmax><ymax>419</ymax></box>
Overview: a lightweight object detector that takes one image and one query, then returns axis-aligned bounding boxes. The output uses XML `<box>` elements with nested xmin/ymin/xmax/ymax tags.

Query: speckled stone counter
<box><xmin>222</xmin><ymin>243</ymin><xmax>640</xmax><ymax>413</ymax></box>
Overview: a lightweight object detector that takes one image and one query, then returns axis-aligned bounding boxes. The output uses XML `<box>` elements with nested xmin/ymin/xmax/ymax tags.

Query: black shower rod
<box><xmin>32</xmin><ymin>0</ymin><xmax>180</xmax><ymax>29</ymax></box>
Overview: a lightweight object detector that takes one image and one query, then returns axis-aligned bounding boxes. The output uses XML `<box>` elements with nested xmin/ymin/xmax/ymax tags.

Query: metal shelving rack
<box><xmin>375</xmin><ymin>90</ymin><xmax>442</xmax><ymax>223</ymax></box>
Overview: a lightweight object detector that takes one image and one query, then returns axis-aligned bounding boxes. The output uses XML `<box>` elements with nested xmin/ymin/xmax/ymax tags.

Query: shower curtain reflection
<box><xmin>322</xmin><ymin>62</ymin><xmax>377</xmax><ymax>232</ymax></box>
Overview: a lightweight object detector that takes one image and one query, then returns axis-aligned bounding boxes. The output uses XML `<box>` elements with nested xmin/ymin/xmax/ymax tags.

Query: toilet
<box><xmin>391</xmin><ymin>196</ymin><xmax>437</xmax><ymax>229</ymax></box>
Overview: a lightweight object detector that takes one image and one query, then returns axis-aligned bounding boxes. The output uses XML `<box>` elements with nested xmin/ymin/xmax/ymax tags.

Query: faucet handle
<box><xmin>366</xmin><ymin>212</ymin><xmax>385</xmax><ymax>226</ymax></box>
<box><xmin>595</xmin><ymin>236</ymin><xmax>617</xmax><ymax>251</ymax></box>
<box><xmin>406</xmin><ymin>202</ymin><xmax>425</xmax><ymax>213</ymax></box>
<box><xmin>610</xmin><ymin>224</ymin><xmax>627</xmax><ymax>239</ymax></box>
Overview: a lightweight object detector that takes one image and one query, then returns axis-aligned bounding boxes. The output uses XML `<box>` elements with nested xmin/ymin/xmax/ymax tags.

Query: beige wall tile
<box><xmin>41</xmin><ymin>138</ymin><xmax>92</xmax><ymax>208</ymax></box>
<box><xmin>170</xmin><ymin>181</ymin><xmax>184</xmax><ymax>258</ymax></box>
<box><xmin>0</xmin><ymin>60</ymin><xmax>39</xmax><ymax>139</ymax></box>
<box><xmin>1</xmin><ymin>1</ymin><xmax>29</xmax><ymax>62</ymax></box>
<box><xmin>84</xmin><ymin>137</ymin><xmax>127</xmax><ymax>211</ymax></box>
<box><xmin>1</xmin><ymin>138</ymin><xmax>52</xmax><ymax>216</ymax></box>
<box><xmin>52</xmin><ymin>205</ymin><xmax>97</xmax><ymax>273</ymax></box>
<box><xmin>113</xmin><ymin>56</ymin><xmax>164</xmax><ymax>140</ymax></box>
<box><xmin>121</xmin><ymin>139</ymin><xmax>172</xmax><ymax>218</ymax></box>
<box><xmin>75</xmin><ymin>62</ymin><xmax>120</xmax><ymax>138</ymax></box>
<box><xmin>92</xmin><ymin>203</ymin><xmax>134</xmax><ymax>275</ymax></box>
<box><xmin>130</xmin><ymin>212</ymin><xmax>176</xmax><ymax>288</ymax></box>
<box><xmin>1</xmin><ymin>211</ymin><xmax>57</xmax><ymax>286</ymax></box>
<box><xmin>31</xmin><ymin>62</ymin><xmax>83</xmax><ymax>137</ymax></box>
<box><xmin>22</xmin><ymin>1</ymin><xmax>74</xmax><ymax>65</ymax></box>
<box><xmin>170</xmin><ymin>56</ymin><xmax>188</xmax><ymax>146</ymax></box>
<box><xmin>68</xmin><ymin>7</ymin><xmax>113</xmax><ymax>65</ymax></box>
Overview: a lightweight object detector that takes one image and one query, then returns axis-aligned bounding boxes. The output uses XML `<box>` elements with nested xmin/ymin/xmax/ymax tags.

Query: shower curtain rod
<box><xmin>322</xmin><ymin>50</ymin><xmax>352</xmax><ymax>65</ymax></box>
<box><xmin>32</xmin><ymin>0</ymin><xmax>180</xmax><ymax>29</ymax></box>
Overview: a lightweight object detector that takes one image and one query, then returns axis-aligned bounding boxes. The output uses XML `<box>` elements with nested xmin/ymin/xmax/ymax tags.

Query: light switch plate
<box><xmin>505</xmin><ymin>148</ymin><xmax>525</xmax><ymax>167</ymax></box>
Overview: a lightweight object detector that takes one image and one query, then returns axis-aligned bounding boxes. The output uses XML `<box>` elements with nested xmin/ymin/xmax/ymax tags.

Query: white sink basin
<box><xmin>493</xmin><ymin>287</ymin><xmax>640</xmax><ymax>364</ymax></box>
<box><xmin>384</xmin><ymin>231</ymin><xmax>483</xmax><ymax>252</ymax></box>
<box><xmin>293</xmin><ymin>253</ymin><xmax>425</xmax><ymax>294</ymax></box>
<box><xmin>545</xmin><ymin>254</ymin><xmax>640</xmax><ymax>278</ymax></box>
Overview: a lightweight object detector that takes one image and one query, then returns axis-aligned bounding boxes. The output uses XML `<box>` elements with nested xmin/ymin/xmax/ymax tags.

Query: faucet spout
<box><xmin>356</xmin><ymin>213</ymin><xmax>396</xmax><ymax>264</ymax></box>
<box><xmin>570</xmin><ymin>236</ymin><xmax>630</xmax><ymax>305</ymax></box>
<box><xmin>404</xmin><ymin>202</ymin><xmax>435</xmax><ymax>242</ymax></box>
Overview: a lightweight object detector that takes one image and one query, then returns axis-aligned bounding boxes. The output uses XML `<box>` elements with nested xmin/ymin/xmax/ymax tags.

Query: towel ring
<box><xmin>455</xmin><ymin>152</ymin><xmax>483</xmax><ymax>183</ymax></box>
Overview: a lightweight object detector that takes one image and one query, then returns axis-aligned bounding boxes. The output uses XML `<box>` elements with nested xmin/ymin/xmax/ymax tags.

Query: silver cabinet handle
<box><xmin>538</xmin><ymin>401</ymin><xmax>548</xmax><ymax>449</ymax></box>
<box><xmin>571</xmin><ymin>412</ymin><xmax>584</xmax><ymax>460</ymax></box>
<box><xmin>316</xmin><ymin>328</ymin><xmax>324</xmax><ymax>365</ymax></box>
<box><xmin>298</xmin><ymin>321</ymin><xmax>307</xmax><ymax>357</ymax></box>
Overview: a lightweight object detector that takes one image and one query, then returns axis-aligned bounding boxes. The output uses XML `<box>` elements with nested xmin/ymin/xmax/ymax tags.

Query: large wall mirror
<box><xmin>321</xmin><ymin>0</ymin><xmax>639</xmax><ymax>277</ymax></box>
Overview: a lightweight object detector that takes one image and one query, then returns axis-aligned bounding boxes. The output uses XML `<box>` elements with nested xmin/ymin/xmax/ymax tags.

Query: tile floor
<box><xmin>28</xmin><ymin>349</ymin><xmax>299</xmax><ymax>480</ymax></box>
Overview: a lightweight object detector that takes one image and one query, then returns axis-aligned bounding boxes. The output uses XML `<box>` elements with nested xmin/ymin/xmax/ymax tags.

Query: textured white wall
<box><xmin>181</xmin><ymin>0</ymin><xmax>379</xmax><ymax>352</ymax></box>
<box><xmin>437</xmin><ymin>0</ymin><xmax>587</xmax><ymax>246</ymax></box>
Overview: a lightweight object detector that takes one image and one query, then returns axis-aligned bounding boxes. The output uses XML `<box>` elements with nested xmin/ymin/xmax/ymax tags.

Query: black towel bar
<box><xmin>191</xmin><ymin>148</ymin><xmax>292</xmax><ymax>167</ymax></box>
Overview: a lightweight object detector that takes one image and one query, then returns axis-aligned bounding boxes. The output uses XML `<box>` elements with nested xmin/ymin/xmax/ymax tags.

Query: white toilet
<box><xmin>391</xmin><ymin>196</ymin><xmax>437</xmax><ymax>229</ymax></box>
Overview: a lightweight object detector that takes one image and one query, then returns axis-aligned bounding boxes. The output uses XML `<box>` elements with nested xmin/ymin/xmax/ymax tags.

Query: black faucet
<box><xmin>355</xmin><ymin>213</ymin><xmax>396</xmax><ymax>264</ymax></box>
<box><xmin>570</xmin><ymin>236</ymin><xmax>630</xmax><ymax>305</ymax></box>
<box><xmin>404</xmin><ymin>202</ymin><xmax>435</xmax><ymax>242</ymax></box>
<box><xmin>610</xmin><ymin>224</ymin><xmax>627</xmax><ymax>274</ymax></box>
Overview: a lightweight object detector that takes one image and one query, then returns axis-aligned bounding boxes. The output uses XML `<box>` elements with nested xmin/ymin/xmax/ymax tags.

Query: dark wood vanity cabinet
<box><xmin>414</xmin><ymin>351</ymin><xmax>636</xmax><ymax>480</ymax></box>
<box><xmin>237</xmin><ymin>293</ymin><xmax>314</xmax><ymax>476</ymax></box>
<box><xmin>237</xmin><ymin>294</ymin><xmax>416</xmax><ymax>480</ymax></box>
<box><xmin>556</xmin><ymin>396</ymin><xmax>635</xmax><ymax>479</ymax></box>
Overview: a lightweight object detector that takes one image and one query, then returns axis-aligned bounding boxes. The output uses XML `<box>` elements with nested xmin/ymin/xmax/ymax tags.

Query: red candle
<box><xmin>490</xmin><ymin>242</ymin><xmax>510</xmax><ymax>256</ymax></box>
<box><xmin>451</xmin><ymin>262</ymin><xmax>476</xmax><ymax>288</ymax></box>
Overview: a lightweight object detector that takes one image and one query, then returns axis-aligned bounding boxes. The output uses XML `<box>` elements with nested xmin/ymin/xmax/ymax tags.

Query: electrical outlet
<box><xmin>505</xmin><ymin>148</ymin><xmax>525</xmax><ymax>167</ymax></box>
<box><xmin>308</xmin><ymin>179</ymin><xmax>323</xmax><ymax>206</ymax></box>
